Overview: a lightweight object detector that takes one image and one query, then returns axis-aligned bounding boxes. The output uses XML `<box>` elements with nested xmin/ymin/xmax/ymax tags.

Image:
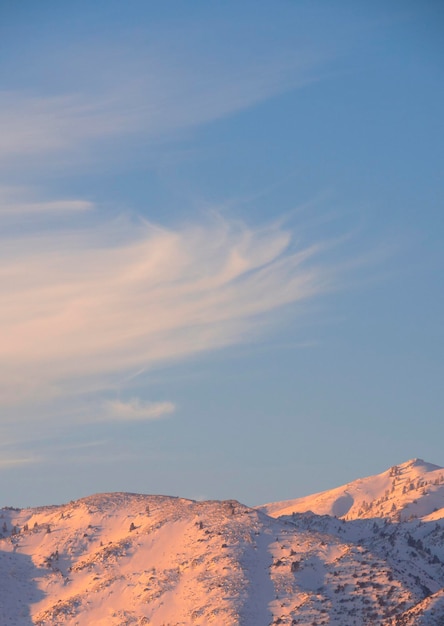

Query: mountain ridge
<box><xmin>258</xmin><ymin>458</ymin><xmax>444</xmax><ymax>523</ymax></box>
<box><xmin>1</xmin><ymin>458</ymin><xmax>444</xmax><ymax>625</ymax></box>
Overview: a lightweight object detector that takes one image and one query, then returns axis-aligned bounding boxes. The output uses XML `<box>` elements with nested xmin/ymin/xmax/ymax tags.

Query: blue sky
<box><xmin>0</xmin><ymin>1</ymin><xmax>443</xmax><ymax>507</ymax></box>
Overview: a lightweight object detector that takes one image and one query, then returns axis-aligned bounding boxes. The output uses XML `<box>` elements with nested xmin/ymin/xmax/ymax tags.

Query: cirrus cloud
<box><xmin>0</xmin><ymin>207</ymin><xmax>334</xmax><ymax>408</ymax></box>
<box><xmin>0</xmin><ymin>47</ymin><xmax>322</xmax><ymax>167</ymax></box>
<box><xmin>105</xmin><ymin>399</ymin><xmax>176</xmax><ymax>422</ymax></box>
<box><xmin>0</xmin><ymin>185</ymin><xmax>94</xmax><ymax>215</ymax></box>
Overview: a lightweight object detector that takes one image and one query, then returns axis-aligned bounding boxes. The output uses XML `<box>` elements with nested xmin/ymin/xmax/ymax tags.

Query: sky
<box><xmin>0</xmin><ymin>1</ymin><xmax>443</xmax><ymax>508</ymax></box>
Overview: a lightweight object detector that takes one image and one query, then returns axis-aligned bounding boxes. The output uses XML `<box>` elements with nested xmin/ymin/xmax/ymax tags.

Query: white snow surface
<box><xmin>1</xmin><ymin>459</ymin><xmax>444</xmax><ymax>625</ymax></box>
<box><xmin>259</xmin><ymin>458</ymin><xmax>444</xmax><ymax>522</ymax></box>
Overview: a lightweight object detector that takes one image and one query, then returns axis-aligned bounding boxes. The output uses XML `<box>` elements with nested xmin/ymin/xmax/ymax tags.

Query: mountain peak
<box><xmin>399</xmin><ymin>458</ymin><xmax>442</xmax><ymax>471</ymax></box>
<box><xmin>260</xmin><ymin>458</ymin><xmax>444</xmax><ymax>521</ymax></box>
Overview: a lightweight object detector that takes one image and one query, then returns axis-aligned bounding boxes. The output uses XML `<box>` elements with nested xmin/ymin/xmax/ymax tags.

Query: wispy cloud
<box><xmin>0</xmin><ymin>47</ymin><xmax>321</xmax><ymax>165</ymax></box>
<box><xmin>0</xmin><ymin>185</ymin><xmax>94</xmax><ymax>215</ymax></box>
<box><xmin>0</xmin><ymin>457</ymin><xmax>41</xmax><ymax>468</ymax></box>
<box><xmin>0</xmin><ymin>209</ymin><xmax>333</xmax><ymax>408</ymax></box>
<box><xmin>0</xmin><ymin>91</ymin><xmax>134</xmax><ymax>160</ymax></box>
<box><xmin>105</xmin><ymin>399</ymin><xmax>176</xmax><ymax>421</ymax></box>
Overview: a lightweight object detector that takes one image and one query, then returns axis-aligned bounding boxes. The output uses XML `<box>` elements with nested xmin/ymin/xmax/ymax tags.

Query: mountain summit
<box><xmin>259</xmin><ymin>458</ymin><xmax>444</xmax><ymax>522</ymax></box>
<box><xmin>1</xmin><ymin>460</ymin><xmax>444</xmax><ymax>625</ymax></box>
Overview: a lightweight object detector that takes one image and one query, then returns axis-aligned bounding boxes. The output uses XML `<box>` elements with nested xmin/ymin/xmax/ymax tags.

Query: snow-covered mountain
<box><xmin>1</xmin><ymin>459</ymin><xmax>444</xmax><ymax>625</ymax></box>
<box><xmin>259</xmin><ymin>458</ymin><xmax>444</xmax><ymax>522</ymax></box>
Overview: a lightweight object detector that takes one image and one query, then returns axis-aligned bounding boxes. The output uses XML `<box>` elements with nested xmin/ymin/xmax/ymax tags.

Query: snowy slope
<box><xmin>1</xmin><ymin>460</ymin><xmax>444</xmax><ymax>625</ymax></box>
<box><xmin>259</xmin><ymin>459</ymin><xmax>444</xmax><ymax>522</ymax></box>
